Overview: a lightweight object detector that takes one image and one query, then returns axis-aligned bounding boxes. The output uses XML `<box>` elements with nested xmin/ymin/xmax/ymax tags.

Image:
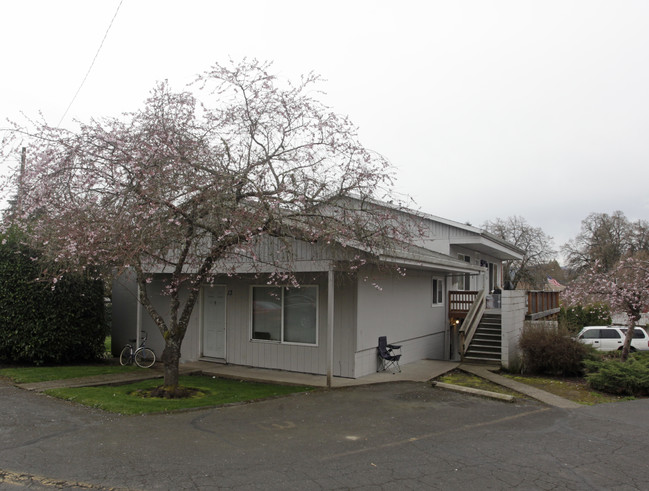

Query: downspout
<box><xmin>326</xmin><ymin>266</ymin><xmax>335</xmax><ymax>388</ymax></box>
<box><xmin>326</xmin><ymin>267</ymin><xmax>335</xmax><ymax>388</ymax></box>
<box><xmin>444</xmin><ymin>274</ymin><xmax>450</xmax><ymax>360</ymax></box>
<box><xmin>136</xmin><ymin>283</ymin><xmax>142</xmax><ymax>349</ymax></box>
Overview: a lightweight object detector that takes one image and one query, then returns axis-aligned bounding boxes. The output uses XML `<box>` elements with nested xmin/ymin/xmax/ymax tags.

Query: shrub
<box><xmin>585</xmin><ymin>353</ymin><xmax>649</xmax><ymax>397</ymax></box>
<box><xmin>0</xmin><ymin>227</ymin><xmax>106</xmax><ymax>365</ymax></box>
<box><xmin>518</xmin><ymin>325</ymin><xmax>594</xmax><ymax>376</ymax></box>
<box><xmin>559</xmin><ymin>303</ymin><xmax>612</xmax><ymax>334</ymax></box>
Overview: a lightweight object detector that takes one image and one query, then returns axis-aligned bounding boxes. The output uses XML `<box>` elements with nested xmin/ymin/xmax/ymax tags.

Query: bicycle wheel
<box><xmin>119</xmin><ymin>346</ymin><xmax>133</xmax><ymax>366</ymax></box>
<box><xmin>135</xmin><ymin>348</ymin><xmax>156</xmax><ymax>368</ymax></box>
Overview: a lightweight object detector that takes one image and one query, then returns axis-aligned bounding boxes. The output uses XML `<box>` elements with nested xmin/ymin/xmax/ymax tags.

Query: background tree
<box><xmin>482</xmin><ymin>216</ymin><xmax>555</xmax><ymax>289</ymax></box>
<box><xmin>3</xmin><ymin>60</ymin><xmax>414</xmax><ymax>394</ymax></box>
<box><xmin>565</xmin><ymin>255</ymin><xmax>649</xmax><ymax>361</ymax></box>
<box><xmin>563</xmin><ymin>211</ymin><xmax>633</xmax><ymax>273</ymax></box>
<box><xmin>630</xmin><ymin>219</ymin><xmax>649</xmax><ymax>256</ymax></box>
<box><xmin>526</xmin><ymin>259</ymin><xmax>568</xmax><ymax>290</ymax></box>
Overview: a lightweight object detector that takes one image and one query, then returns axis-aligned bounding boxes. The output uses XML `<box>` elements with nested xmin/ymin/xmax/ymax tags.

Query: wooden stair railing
<box><xmin>458</xmin><ymin>289</ymin><xmax>486</xmax><ymax>360</ymax></box>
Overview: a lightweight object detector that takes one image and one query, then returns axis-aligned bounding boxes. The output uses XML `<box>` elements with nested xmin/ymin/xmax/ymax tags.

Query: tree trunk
<box><xmin>620</xmin><ymin>320</ymin><xmax>636</xmax><ymax>362</ymax></box>
<box><xmin>162</xmin><ymin>343</ymin><xmax>181</xmax><ymax>389</ymax></box>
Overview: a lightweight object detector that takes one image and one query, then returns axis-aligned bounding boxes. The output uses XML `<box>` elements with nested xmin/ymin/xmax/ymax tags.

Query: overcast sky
<box><xmin>2</xmin><ymin>1</ymin><xmax>648</xmax><ymax>260</ymax></box>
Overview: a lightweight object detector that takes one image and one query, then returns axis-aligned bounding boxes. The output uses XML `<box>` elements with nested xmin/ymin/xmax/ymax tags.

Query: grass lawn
<box><xmin>500</xmin><ymin>373</ymin><xmax>631</xmax><ymax>405</ymax></box>
<box><xmin>0</xmin><ymin>364</ymin><xmax>140</xmax><ymax>384</ymax></box>
<box><xmin>44</xmin><ymin>375</ymin><xmax>314</xmax><ymax>414</ymax></box>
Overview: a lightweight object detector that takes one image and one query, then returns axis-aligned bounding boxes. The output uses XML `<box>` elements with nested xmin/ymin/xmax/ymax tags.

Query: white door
<box><xmin>202</xmin><ymin>285</ymin><xmax>226</xmax><ymax>358</ymax></box>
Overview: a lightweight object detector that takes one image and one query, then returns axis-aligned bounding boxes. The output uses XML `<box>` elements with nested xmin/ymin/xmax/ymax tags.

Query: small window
<box><xmin>432</xmin><ymin>278</ymin><xmax>444</xmax><ymax>306</ymax></box>
<box><xmin>621</xmin><ymin>328</ymin><xmax>647</xmax><ymax>339</ymax></box>
<box><xmin>600</xmin><ymin>329</ymin><xmax>621</xmax><ymax>339</ymax></box>
<box><xmin>581</xmin><ymin>329</ymin><xmax>599</xmax><ymax>340</ymax></box>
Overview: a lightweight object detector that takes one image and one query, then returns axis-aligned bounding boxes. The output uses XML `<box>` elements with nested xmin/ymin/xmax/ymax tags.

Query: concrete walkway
<box><xmin>18</xmin><ymin>359</ymin><xmax>460</xmax><ymax>391</ymax></box>
<box><xmin>460</xmin><ymin>363</ymin><xmax>582</xmax><ymax>409</ymax></box>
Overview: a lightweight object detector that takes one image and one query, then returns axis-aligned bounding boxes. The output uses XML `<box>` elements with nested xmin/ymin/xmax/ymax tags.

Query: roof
<box><xmin>349</xmin><ymin>196</ymin><xmax>525</xmax><ymax>261</ymax></box>
<box><xmin>378</xmin><ymin>243</ymin><xmax>486</xmax><ymax>274</ymax></box>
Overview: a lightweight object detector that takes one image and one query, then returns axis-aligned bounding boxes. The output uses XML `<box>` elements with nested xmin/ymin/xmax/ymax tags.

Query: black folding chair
<box><xmin>377</xmin><ymin>336</ymin><xmax>402</xmax><ymax>373</ymax></box>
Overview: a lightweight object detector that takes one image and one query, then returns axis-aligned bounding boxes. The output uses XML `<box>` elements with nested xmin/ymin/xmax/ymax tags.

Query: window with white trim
<box><xmin>488</xmin><ymin>262</ymin><xmax>498</xmax><ymax>291</ymax></box>
<box><xmin>432</xmin><ymin>278</ymin><xmax>444</xmax><ymax>306</ymax></box>
<box><xmin>251</xmin><ymin>286</ymin><xmax>318</xmax><ymax>345</ymax></box>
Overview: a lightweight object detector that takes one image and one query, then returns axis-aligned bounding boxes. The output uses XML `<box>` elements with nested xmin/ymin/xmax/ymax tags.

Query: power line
<box><xmin>58</xmin><ymin>0</ymin><xmax>125</xmax><ymax>127</ymax></box>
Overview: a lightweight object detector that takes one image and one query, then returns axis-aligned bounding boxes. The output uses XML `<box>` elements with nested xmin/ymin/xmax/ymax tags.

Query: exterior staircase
<box><xmin>463</xmin><ymin>312</ymin><xmax>502</xmax><ymax>364</ymax></box>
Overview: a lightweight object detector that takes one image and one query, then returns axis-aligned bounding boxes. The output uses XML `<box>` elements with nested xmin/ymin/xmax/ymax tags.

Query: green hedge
<box><xmin>585</xmin><ymin>354</ymin><xmax>649</xmax><ymax>397</ymax></box>
<box><xmin>559</xmin><ymin>303</ymin><xmax>612</xmax><ymax>334</ymax></box>
<box><xmin>0</xmin><ymin>228</ymin><xmax>106</xmax><ymax>365</ymax></box>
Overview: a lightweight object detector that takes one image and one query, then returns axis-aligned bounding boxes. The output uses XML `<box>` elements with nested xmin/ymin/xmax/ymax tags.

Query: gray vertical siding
<box><xmin>110</xmin><ymin>205</ymin><xmax>510</xmax><ymax>379</ymax></box>
<box><xmin>354</xmin><ymin>267</ymin><xmax>448</xmax><ymax>378</ymax></box>
<box><xmin>200</xmin><ymin>272</ymin><xmax>358</xmax><ymax>378</ymax></box>
<box><xmin>333</xmin><ymin>273</ymin><xmax>357</xmax><ymax>377</ymax></box>
<box><xmin>114</xmin><ymin>267</ymin><xmax>447</xmax><ymax>379</ymax></box>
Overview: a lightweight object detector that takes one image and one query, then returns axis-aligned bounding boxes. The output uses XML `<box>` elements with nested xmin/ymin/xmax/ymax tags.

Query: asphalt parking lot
<box><xmin>2</xmin><ymin>377</ymin><xmax>649</xmax><ymax>490</ymax></box>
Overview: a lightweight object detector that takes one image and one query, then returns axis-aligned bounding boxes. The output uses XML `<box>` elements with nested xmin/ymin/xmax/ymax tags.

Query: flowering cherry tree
<box><xmin>565</xmin><ymin>256</ymin><xmax>649</xmax><ymax>361</ymax></box>
<box><xmin>4</xmin><ymin>60</ymin><xmax>413</xmax><ymax>393</ymax></box>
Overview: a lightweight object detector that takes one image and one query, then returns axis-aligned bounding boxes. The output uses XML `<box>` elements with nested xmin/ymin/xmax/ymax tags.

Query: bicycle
<box><xmin>119</xmin><ymin>330</ymin><xmax>156</xmax><ymax>368</ymax></box>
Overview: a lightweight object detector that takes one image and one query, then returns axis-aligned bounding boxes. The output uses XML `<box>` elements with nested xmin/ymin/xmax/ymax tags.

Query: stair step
<box><xmin>463</xmin><ymin>356</ymin><xmax>500</xmax><ymax>364</ymax></box>
<box><xmin>471</xmin><ymin>341</ymin><xmax>500</xmax><ymax>349</ymax></box>
<box><xmin>465</xmin><ymin>348</ymin><xmax>500</xmax><ymax>359</ymax></box>
<box><xmin>476</xmin><ymin>329</ymin><xmax>501</xmax><ymax>336</ymax></box>
<box><xmin>465</xmin><ymin>358</ymin><xmax>500</xmax><ymax>363</ymax></box>
<box><xmin>474</xmin><ymin>331</ymin><xmax>501</xmax><ymax>337</ymax></box>
<box><xmin>464</xmin><ymin>313</ymin><xmax>502</xmax><ymax>364</ymax></box>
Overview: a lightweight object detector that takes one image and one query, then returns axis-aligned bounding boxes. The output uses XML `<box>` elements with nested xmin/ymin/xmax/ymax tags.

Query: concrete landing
<box><xmin>180</xmin><ymin>359</ymin><xmax>460</xmax><ymax>388</ymax></box>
